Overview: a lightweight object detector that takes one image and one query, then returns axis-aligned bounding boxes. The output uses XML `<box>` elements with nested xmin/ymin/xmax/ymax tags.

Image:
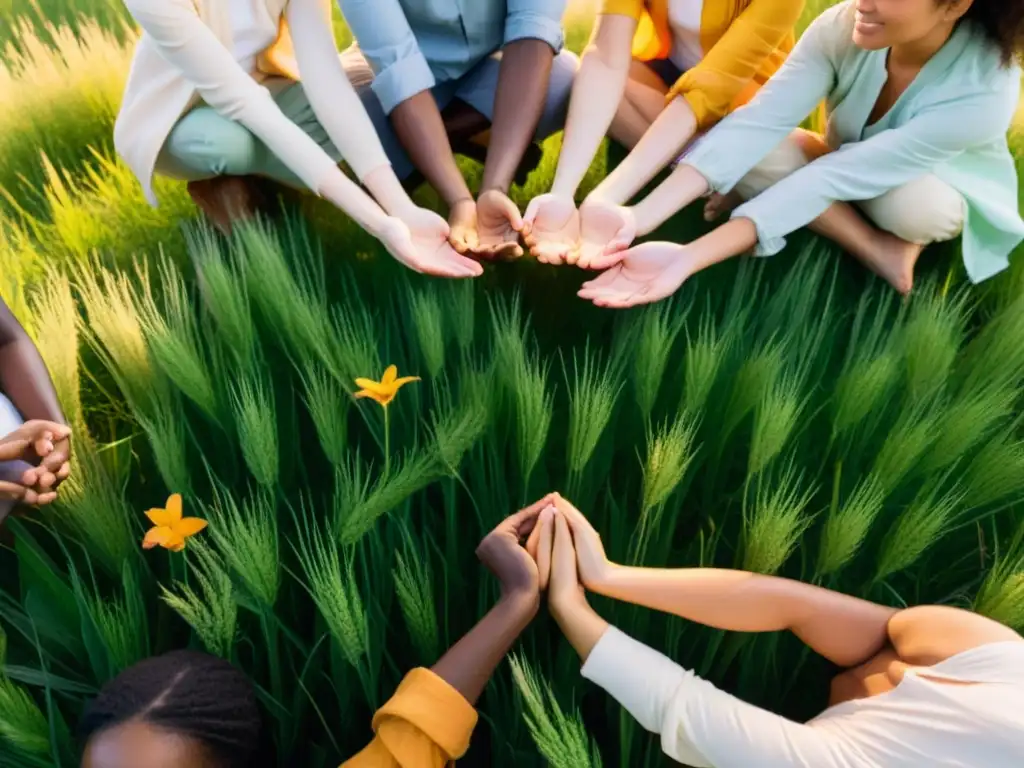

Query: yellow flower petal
<box><xmin>169</xmin><ymin>538</ymin><xmax>187</xmax><ymax>552</ymax></box>
<box><xmin>354</xmin><ymin>378</ymin><xmax>389</xmax><ymax>395</ymax></box>
<box><xmin>143</xmin><ymin>526</ymin><xmax>175</xmax><ymax>550</ymax></box>
<box><xmin>392</xmin><ymin>376</ymin><xmax>420</xmax><ymax>388</ymax></box>
<box><xmin>165</xmin><ymin>493</ymin><xmax>183</xmax><ymax>524</ymax></box>
<box><xmin>355</xmin><ymin>389</ymin><xmax>386</xmax><ymax>405</ymax></box>
<box><xmin>174</xmin><ymin>518</ymin><xmax>208</xmax><ymax>537</ymax></box>
<box><xmin>145</xmin><ymin>507</ymin><xmax>177</xmax><ymax>527</ymax></box>
<box><xmin>382</xmin><ymin>365</ymin><xmax>398</xmax><ymax>385</ymax></box>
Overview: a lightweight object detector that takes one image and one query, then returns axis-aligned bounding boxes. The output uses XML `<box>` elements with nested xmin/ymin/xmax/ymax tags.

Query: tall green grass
<box><xmin>0</xmin><ymin>2</ymin><xmax>1023</xmax><ymax>766</ymax></box>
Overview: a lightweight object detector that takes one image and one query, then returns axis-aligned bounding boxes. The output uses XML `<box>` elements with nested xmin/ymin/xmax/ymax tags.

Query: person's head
<box><xmin>852</xmin><ymin>0</ymin><xmax>1024</xmax><ymax>64</ymax></box>
<box><xmin>80</xmin><ymin>651</ymin><xmax>265</xmax><ymax>768</ymax></box>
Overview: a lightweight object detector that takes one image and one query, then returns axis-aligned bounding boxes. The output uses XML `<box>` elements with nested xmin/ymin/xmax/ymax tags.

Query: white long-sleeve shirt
<box><xmin>582</xmin><ymin>626</ymin><xmax>1024</xmax><ymax>767</ymax></box>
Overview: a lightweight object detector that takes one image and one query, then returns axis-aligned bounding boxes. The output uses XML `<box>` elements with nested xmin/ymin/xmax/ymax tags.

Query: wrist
<box><xmin>362</xmin><ymin>165</ymin><xmax>418</xmax><ymax>218</ymax></box>
<box><xmin>498</xmin><ymin>587</ymin><xmax>541</xmax><ymax>620</ymax></box>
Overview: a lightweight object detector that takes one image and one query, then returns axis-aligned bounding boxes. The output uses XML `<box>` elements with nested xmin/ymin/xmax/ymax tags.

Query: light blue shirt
<box><xmin>338</xmin><ymin>0</ymin><xmax>567</xmax><ymax>115</ymax></box>
<box><xmin>684</xmin><ymin>1</ymin><xmax>1024</xmax><ymax>283</ymax></box>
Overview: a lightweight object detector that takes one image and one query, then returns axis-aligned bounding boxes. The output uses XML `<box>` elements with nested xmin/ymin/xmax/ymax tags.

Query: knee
<box><xmin>863</xmin><ymin>176</ymin><xmax>965</xmax><ymax>245</ymax></box>
<box><xmin>160</xmin><ymin>110</ymin><xmax>259</xmax><ymax>178</ymax></box>
<box><xmin>732</xmin><ymin>132</ymin><xmax>809</xmax><ymax>200</ymax></box>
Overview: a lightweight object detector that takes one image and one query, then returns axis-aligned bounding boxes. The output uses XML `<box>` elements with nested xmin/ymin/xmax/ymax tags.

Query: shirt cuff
<box><xmin>581</xmin><ymin>625</ymin><xmax>690</xmax><ymax>733</ymax></box>
<box><xmin>504</xmin><ymin>11</ymin><xmax>564</xmax><ymax>51</ymax></box>
<box><xmin>371</xmin><ymin>50</ymin><xmax>437</xmax><ymax>115</ymax></box>
<box><xmin>729</xmin><ymin>204</ymin><xmax>787</xmax><ymax>257</ymax></box>
<box><xmin>371</xmin><ymin>668</ymin><xmax>478</xmax><ymax>758</ymax></box>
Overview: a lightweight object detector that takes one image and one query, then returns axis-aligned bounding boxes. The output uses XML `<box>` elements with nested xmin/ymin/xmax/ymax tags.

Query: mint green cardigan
<box><xmin>684</xmin><ymin>0</ymin><xmax>1024</xmax><ymax>283</ymax></box>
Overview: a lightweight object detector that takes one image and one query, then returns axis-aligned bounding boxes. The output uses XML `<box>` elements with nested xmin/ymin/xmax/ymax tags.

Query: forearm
<box><xmin>630</xmin><ymin>163</ymin><xmax>710</xmax><ymax>235</ymax></box>
<box><xmin>550</xmin><ymin>18</ymin><xmax>634</xmax><ymax>198</ymax></box>
<box><xmin>0</xmin><ymin>341</ymin><xmax>65</xmax><ymax>424</ymax></box>
<box><xmin>317</xmin><ymin>172</ymin><xmax>392</xmax><ymax>235</ymax></box>
<box><xmin>431</xmin><ymin>592</ymin><xmax>538</xmax><ymax>705</ymax></box>
<box><xmin>595</xmin><ymin>565</ymin><xmax>896</xmax><ymax>667</ymax></box>
<box><xmin>588</xmin><ymin>97</ymin><xmax>697</xmax><ymax>205</ymax></box>
<box><xmin>551</xmin><ymin>599</ymin><xmax>611</xmax><ymax>663</ymax></box>
<box><xmin>391</xmin><ymin>93</ymin><xmax>473</xmax><ymax>207</ymax></box>
<box><xmin>481</xmin><ymin>39</ymin><xmax>554</xmax><ymax>193</ymax></box>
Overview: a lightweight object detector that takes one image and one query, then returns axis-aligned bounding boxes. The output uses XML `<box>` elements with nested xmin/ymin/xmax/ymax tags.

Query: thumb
<box><xmin>502</xmin><ymin>196</ymin><xmax>524</xmax><ymax>232</ymax></box>
<box><xmin>522</xmin><ymin>195</ymin><xmax>546</xmax><ymax>226</ymax></box>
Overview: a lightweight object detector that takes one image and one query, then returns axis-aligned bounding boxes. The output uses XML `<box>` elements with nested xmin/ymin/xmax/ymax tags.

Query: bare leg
<box><xmin>609</xmin><ymin>61</ymin><xmax>669</xmax><ymax>149</ymax></box>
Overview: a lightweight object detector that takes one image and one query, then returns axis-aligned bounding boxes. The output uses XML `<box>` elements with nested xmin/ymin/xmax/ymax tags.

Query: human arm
<box><xmin>728</xmin><ymin>80</ymin><xmax>1020</xmax><ymax>256</ymax></box>
<box><xmin>285</xmin><ymin>0</ymin><xmax>481</xmax><ymax>277</ymax></box>
<box><xmin>553</xmin><ymin>495</ymin><xmax>896</xmax><ymax>668</ymax></box>
<box><xmin>337</xmin><ymin>0</ymin><xmax>473</xmax><ymax>226</ymax></box>
<box><xmin>0</xmin><ymin>302</ymin><xmax>70</xmax><ymax>493</ymax></box>
<box><xmin>625</xmin><ymin>3</ymin><xmax>841</xmax><ymax>237</ymax></box>
<box><xmin>342</xmin><ymin>499</ymin><xmax>555</xmax><ymax>767</ymax></box>
<box><xmin>545</xmin><ymin>508</ymin><xmax>852</xmax><ymax>768</ymax></box>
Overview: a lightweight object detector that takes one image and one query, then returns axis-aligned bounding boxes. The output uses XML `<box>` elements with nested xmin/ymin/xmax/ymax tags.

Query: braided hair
<box><xmin>80</xmin><ymin>651</ymin><xmax>266</xmax><ymax>767</ymax></box>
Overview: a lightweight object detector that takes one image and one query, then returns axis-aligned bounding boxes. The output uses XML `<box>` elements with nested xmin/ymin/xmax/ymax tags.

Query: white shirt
<box><xmin>582</xmin><ymin>626</ymin><xmax>1024</xmax><ymax>767</ymax></box>
<box><xmin>227</xmin><ymin>0</ymin><xmax>278</xmax><ymax>74</ymax></box>
<box><xmin>667</xmin><ymin>0</ymin><xmax>704</xmax><ymax>72</ymax></box>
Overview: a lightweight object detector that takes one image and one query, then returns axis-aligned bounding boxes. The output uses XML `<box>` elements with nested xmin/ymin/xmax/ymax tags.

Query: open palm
<box><xmin>574</xmin><ymin>200</ymin><xmax>637</xmax><ymax>269</ymax></box>
<box><xmin>382</xmin><ymin>210</ymin><xmax>483</xmax><ymax>278</ymax></box>
<box><xmin>476</xmin><ymin>190</ymin><xmax>524</xmax><ymax>260</ymax></box>
<box><xmin>577</xmin><ymin>242</ymin><xmax>691</xmax><ymax>308</ymax></box>
<box><xmin>523</xmin><ymin>193</ymin><xmax>580</xmax><ymax>264</ymax></box>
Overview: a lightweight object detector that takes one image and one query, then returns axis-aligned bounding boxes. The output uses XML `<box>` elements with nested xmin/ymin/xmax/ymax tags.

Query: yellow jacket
<box><xmin>341</xmin><ymin>668</ymin><xmax>478</xmax><ymax>767</ymax></box>
<box><xmin>601</xmin><ymin>0</ymin><xmax>804</xmax><ymax>130</ymax></box>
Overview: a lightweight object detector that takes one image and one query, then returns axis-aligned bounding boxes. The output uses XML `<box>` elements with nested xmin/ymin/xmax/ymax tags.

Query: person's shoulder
<box><xmin>953</xmin><ymin>21</ymin><xmax>1021</xmax><ymax>93</ymax></box>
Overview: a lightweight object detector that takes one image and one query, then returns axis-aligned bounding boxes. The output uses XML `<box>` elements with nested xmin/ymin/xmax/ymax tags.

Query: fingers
<box><xmin>0</xmin><ymin>481</ymin><xmax>26</xmax><ymax>502</ymax></box>
<box><xmin>504</xmin><ymin>493</ymin><xmax>557</xmax><ymax>536</ymax></box>
<box><xmin>0</xmin><ymin>438</ymin><xmax>31</xmax><ymax>463</ymax></box>
<box><xmin>551</xmin><ymin>509</ymin><xmax>579</xmax><ymax>590</ymax></box>
<box><xmin>522</xmin><ymin>196</ymin><xmax>545</xmax><ymax>227</ymax></box>
<box><xmin>552</xmin><ymin>494</ymin><xmax>595</xmax><ymax>536</ymax></box>
<box><xmin>535</xmin><ymin>506</ymin><xmax>555</xmax><ymax>590</ymax></box>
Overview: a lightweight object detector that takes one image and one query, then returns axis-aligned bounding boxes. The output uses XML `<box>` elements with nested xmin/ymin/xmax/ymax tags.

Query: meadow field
<box><xmin>1</xmin><ymin>2</ymin><xmax>1024</xmax><ymax>766</ymax></box>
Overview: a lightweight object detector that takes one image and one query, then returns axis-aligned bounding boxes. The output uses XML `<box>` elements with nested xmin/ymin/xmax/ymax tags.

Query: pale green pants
<box><xmin>155</xmin><ymin>79</ymin><xmax>341</xmax><ymax>189</ymax></box>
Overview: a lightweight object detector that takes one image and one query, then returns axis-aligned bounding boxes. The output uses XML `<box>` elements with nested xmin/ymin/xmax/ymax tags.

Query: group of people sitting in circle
<box><xmin>3</xmin><ymin>0</ymin><xmax>1024</xmax><ymax>763</ymax></box>
<box><xmin>117</xmin><ymin>0</ymin><xmax>1024</xmax><ymax>303</ymax></box>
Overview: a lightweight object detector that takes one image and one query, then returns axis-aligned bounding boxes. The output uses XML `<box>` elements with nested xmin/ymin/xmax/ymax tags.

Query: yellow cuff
<box><xmin>371</xmin><ymin>669</ymin><xmax>479</xmax><ymax>759</ymax></box>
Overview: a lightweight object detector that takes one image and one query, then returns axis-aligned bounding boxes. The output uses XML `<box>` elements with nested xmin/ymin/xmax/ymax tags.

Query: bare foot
<box><xmin>703</xmin><ymin>191</ymin><xmax>743</xmax><ymax>222</ymax></box>
<box><xmin>863</xmin><ymin>231</ymin><xmax>923</xmax><ymax>296</ymax></box>
<box><xmin>187</xmin><ymin>176</ymin><xmax>265</xmax><ymax>235</ymax></box>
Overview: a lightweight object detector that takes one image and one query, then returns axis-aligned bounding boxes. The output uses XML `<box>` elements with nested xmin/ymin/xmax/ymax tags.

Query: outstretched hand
<box><xmin>380</xmin><ymin>208</ymin><xmax>484</xmax><ymax>278</ymax></box>
<box><xmin>551</xmin><ymin>494</ymin><xmax>613</xmax><ymax>589</ymax></box>
<box><xmin>572</xmin><ymin>200</ymin><xmax>637</xmax><ymax>270</ymax></box>
<box><xmin>522</xmin><ymin>194</ymin><xmax>580</xmax><ymax>264</ymax></box>
<box><xmin>577</xmin><ymin>242</ymin><xmax>692</xmax><ymax>308</ymax></box>
<box><xmin>475</xmin><ymin>190</ymin><xmax>525</xmax><ymax>260</ymax></box>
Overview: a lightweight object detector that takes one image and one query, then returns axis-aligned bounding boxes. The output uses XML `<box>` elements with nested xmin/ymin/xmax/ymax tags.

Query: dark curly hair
<box><xmin>955</xmin><ymin>0</ymin><xmax>1024</xmax><ymax>64</ymax></box>
<box><xmin>79</xmin><ymin>651</ymin><xmax>268</xmax><ymax>767</ymax></box>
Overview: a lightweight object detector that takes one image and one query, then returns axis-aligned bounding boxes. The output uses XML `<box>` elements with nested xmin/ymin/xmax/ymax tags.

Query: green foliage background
<box><xmin>2</xmin><ymin>2</ymin><xmax>1024</xmax><ymax>766</ymax></box>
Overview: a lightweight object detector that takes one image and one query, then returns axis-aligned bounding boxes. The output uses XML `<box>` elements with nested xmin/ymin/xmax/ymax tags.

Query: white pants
<box><xmin>734</xmin><ymin>131</ymin><xmax>966</xmax><ymax>246</ymax></box>
<box><xmin>0</xmin><ymin>393</ymin><xmax>26</xmax><ymax>520</ymax></box>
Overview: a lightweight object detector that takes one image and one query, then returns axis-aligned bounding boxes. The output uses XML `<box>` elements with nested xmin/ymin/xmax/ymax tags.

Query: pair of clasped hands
<box><xmin>478</xmin><ymin>492</ymin><xmax>611</xmax><ymax>653</ymax></box>
<box><xmin>0</xmin><ymin>420</ymin><xmax>73</xmax><ymax>508</ymax></box>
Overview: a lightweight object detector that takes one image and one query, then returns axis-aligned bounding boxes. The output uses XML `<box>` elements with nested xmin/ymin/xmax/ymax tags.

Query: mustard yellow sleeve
<box><xmin>599</xmin><ymin>0</ymin><xmax>645</xmax><ymax>19</ymax></box>
<box><xmin>668</xmin><ymin>0</ymin><xmax>805</xmax><ymax>129</ymax></box>
<box><xmin>340</xmin><ymin>668</ymin><xmax>479</xmax><ymax>768</ymax></box>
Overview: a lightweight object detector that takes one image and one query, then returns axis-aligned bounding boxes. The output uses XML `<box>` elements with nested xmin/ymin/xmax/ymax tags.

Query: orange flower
<box><xmin>142</xmin><ymin>493</ymin><xmax>207</xmax><ymax>552</ymax></box>
<box><xmin>354</xmin><ymin>365</ymin><xmax>420</xmax><ymax>407</ymax></box>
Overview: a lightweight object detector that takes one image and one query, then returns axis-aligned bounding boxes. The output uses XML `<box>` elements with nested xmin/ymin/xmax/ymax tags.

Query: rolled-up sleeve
<box><xmin>505</xmin><ymin>0</ymin><xmax>567</xmax><ymax>51</ymax></box>
<box><xmin>341</xmin><ymin>668</ymin><xmax>479</xmax><ymax>767</ymax></box>
<box><xmin>338</xmin><ymin>0</ymin><xmax>436</xmax><ymax>114</ymax></box>
<box><xmin>582</xmin><ymin>626</ymin><xmax>855</xmax><ymax>768</ymax></box>
<box><xmin>667</xmin><ymin>0</ymin><xmax>805</xmax><ymax>130</ymax></box>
